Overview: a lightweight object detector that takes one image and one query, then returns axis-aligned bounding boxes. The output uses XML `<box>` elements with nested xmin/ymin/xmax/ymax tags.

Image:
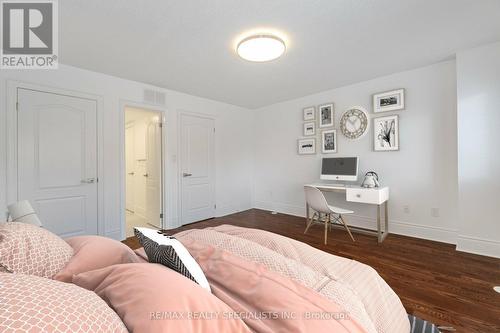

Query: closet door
<box><xmin>180</xmin><ymin>114</ymin><xmax>215</xmax><ymax>225</ymax></box>
<box><xmin>17</xmin><ymin>88</ymin><xmax>98</xmax><ymax>237</ymax></box>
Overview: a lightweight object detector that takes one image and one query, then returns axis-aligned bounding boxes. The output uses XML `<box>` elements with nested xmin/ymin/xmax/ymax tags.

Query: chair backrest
<box><xmin>304</xmin><ymin>186</ymin><xmax>330</xmax><ymax>214</ymax></box>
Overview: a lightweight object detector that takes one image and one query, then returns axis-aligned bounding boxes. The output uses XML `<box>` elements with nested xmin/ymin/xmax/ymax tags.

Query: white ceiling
<box><xmin>61</xmin><ymin>0</ymin><xmax>500</xmax><ymax>109</ymax></box>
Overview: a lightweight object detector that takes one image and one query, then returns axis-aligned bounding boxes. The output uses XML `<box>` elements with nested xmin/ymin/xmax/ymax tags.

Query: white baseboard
<box><xmin>252</xmin><ymin>200</ymin><xmax>458</xmax><ymax>244</ymax></box>
<box><xmin>216</xmin><ymin>202</ymin><xmax>253</xmax><ymax>218</ymax></box>
<box><xmin>216</xmin><ymin>204</ymin><xmax>240</xmax><ymax>218</ymax></box>
<box><xmin>159</xmin><ymin>201</ymin><xmax>252</xmax><ymax>231</ymax></box>
<box><xmin>163</xmin><ymin>216</ymin><xmax>180</xmax><ymax>230</ymax></box>
<box><xmin>253</xmin><ymin>200</ymin><xmax>304</xmax><ymax>217</ymax></box>
<box><xmin>456</xmin><ymin>235</ymin><xmax>500</xmax><ymax>258</ymax></box>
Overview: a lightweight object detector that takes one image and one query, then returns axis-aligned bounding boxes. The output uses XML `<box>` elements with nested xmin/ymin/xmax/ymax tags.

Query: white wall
<box><xmin>0</xmin><ymin>64</ymin><xmax>254</xmax><ymax>240</ymax></box>
<box><xmin>456</xmin><ymin>42</ymin><xmax>500</xmax><ymax>258</ymax></box>
<box><xmin>1</xmin><ymin>44</ymin><xmax>497</xmax><ymax>258</ymax></box>
<box><xmin>253</xmin><ymin>61</ymin><xmax>459</xmax><ymax>243</ymax></box>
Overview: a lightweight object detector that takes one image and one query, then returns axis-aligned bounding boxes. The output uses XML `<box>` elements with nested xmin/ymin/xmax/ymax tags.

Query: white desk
<box><xmin>305</xmin><ymin>184</ymin><xmax>389</xmax><ymax>243</ymax></box>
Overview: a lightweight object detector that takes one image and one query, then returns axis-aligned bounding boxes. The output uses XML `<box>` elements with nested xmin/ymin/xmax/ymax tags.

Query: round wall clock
<box><xmin>340</xmin><ymin>107</ymin><xmax>369</xmax><ymax>139</ymax></box>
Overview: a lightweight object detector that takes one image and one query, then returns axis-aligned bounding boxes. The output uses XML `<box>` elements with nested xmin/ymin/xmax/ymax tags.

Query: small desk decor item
<box><xmin>361</xmin><ymin>171</ymin><xmax>380</xmax><ymax>188</ymax></box>
<box><xmin>321</xmin><ymin>129</ymin><xmax>337</xmax><ymax>153</ymax></box>
<box><xmin>373</xmin><ymin>88</ymin><xmax>405</xmax><ymax>113</ymax></box>
<box><xmin>318</xmin><ymin>103</ymin><xmax>334</xmax><ymax>128</ymax></box>
<box><xmin>340</xmin><ymin>107</ymin><xmax>369</xmax><ymax>139</ymax></box>
<box><xmin>298</xmin><ymin>138</ymin><xmax>316</xmax><ymax>155</ymax></box>
<box><xmin>303</xmin><ymin>122</ymin><xmax>315</xmax><ymax>136</ymax></box>
<box><xmin>303</xmin><ymin>106</ymin><xmax>315</xmax><ymax>121</ymax></box>
<box><xmin>374</xmin><ymin>115</ymin><xmax>399</xmax><ymax>151</ymax></box>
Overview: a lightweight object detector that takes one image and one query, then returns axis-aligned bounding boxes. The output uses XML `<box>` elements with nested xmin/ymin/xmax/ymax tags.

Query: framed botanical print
<box><xmin>373</xmin><ymin>89</ymin><xmax>405</xmax><ymax>113</ymax></box>
<box><xmin>303</xmin><ymin>122</ymin><xmax>316</xmax><ymax>136</ymax></box>
<box><xmin>303</xmin><ymin>106</ymin><xmax>315</xmax><ymax>121</ymax></box>
<box><xmin>318</xmin><ymin>103</ymin><xmax>334</xmax><ymax>128</ymax></box>
<box><xmin>298</xmin><ymin>138</ymin><xmax>316</xmax><ymax>155</ymax></box>
<box><xmin>321</xmin><ymin>129</ymin><xmax>337</xmax><ymax>154</ymax></box>
<box><xmin>374</xmin><ymin>115</ymin><xmax>399</xmax><ymax>151</ymax></box>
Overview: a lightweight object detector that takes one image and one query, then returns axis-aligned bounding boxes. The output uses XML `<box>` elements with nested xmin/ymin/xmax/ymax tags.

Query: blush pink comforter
<box><xmin>182</xmin><ymin>239</ymin><xmax>368</xmax><ymax>333</ymax></box>
<box><xmin>133</xmin><ymin>241</ymin><xmax>366</xmax><ymax>332</ymax></box>
<box><xmin>174</xmin><ymin>225</ymin><xmax>411</xmax><ymax>333</ymax></box>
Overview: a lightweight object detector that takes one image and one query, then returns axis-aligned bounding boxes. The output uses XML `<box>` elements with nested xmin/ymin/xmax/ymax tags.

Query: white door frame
<box><xmin>124</xmin><ymin>121</ymin><xmax>135</xmax><ymax>213</ymax></box>
<box><xmin>5</xmin><ymin>80</ymin><xmax>105</xmax><ymax>235</ymax></box>
<box><xmin>177</xmin><ymin>111</ymin><xmax>216</xmax><ymax>226</ymax></box>
<box><xmin>119</xmin><ymin>100</ymin><xmax>168</xmax><ymax>240</ymax></box>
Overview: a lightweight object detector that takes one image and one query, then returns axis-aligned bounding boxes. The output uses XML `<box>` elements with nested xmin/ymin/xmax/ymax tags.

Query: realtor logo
<box><xmin>1</xmin><ymin>0</ymin><xmax>58</xmax><ymax>69</ymax></box>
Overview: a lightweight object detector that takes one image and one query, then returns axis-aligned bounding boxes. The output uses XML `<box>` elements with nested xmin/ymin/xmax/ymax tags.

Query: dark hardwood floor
<box><xmin>124</xmin><ymin>209</ymin><xmax>500</xmax><ymax>333</ymax></box>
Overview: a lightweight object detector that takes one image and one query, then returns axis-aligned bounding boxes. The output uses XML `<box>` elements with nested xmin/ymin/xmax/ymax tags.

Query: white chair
<box><xmin>304</xmin><ymin>185</ymin><xmax>355</xmax><ymax>244</ymax></box>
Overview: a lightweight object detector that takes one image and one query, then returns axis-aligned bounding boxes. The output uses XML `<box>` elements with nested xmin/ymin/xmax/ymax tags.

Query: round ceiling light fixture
<box><xmin>236</xmin><ymin>34</ymin><xmax>286</xmax><ymax>62</ymax></box>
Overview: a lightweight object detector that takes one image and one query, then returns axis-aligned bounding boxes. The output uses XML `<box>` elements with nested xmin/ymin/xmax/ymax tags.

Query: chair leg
<box><xmin>324</xmin><ymin>213</ymin><xmax>329</xmax><ymax>245</ymax></box>
<box><xmin>304</xmin><ymin>212</ymin><xmax>315</xmax><ymax>234</ymax></box>
<box><xmin>339</xmin><ymin>215</ymin><xmax>355</xmax><ymax>242</ymax></box>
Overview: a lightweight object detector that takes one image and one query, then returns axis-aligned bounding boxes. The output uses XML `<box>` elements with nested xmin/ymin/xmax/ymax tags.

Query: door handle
<box><xmin>128</xmin><ymin>172</ymin><xmax>135</xmax><ymax>175</ymax></box>
<box><xmin>183</xmin><ymin>173</ymin><xmax>192</xmax><ymax>177</ymax></box>
<box><xmin>143</xmin><ymin>173</ymin><xmax>149</xmax><ymax>177</ymax></box>
<box><xmin>81</xmin><ymin>178</ymin><xmax>95</xmax><ymax>184</ymax></box>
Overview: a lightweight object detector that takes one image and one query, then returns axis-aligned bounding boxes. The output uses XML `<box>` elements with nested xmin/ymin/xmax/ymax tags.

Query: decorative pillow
<box><xmin>0</xmin><ymin>272</ymin><xmax>127</xmax><ymax>332</ymax></box>
<box><xmin>0</xmin><ymin>222</ymin><xmax>73</xmax><ymax>278</ymax></box>
<box><xmin>134</xmin><ymin>227</ymin><xmax>211</xmax><ymax>292</ymax></box>
<box><xmin>73</xmin><ymin>263</ymin><xmax>251</xmax><ymax>333</ymax></box>
<box><xmin>53</xmin><ymin>235</ymin><xmax>142</xmax><ymax>282</ymax></box>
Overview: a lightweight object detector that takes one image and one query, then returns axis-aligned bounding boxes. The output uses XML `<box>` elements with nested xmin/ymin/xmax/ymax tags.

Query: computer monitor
<box><xmin>320</xmin><ymin>157</ymin><xmax>359</xmax><ymax>182</ymax></box>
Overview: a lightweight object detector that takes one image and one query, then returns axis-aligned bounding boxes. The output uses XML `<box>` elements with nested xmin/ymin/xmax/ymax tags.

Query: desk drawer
<box><xmin>346</xmin><ymin>187</ymin><xmax>389</xmax><ymax>205</ymax></box>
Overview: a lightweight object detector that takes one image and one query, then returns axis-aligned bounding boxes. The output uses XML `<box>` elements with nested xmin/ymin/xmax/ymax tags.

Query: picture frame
<box><xmin>374</xmin><ymin>115</ymin><xmax>399</xmax><ymax>151</ymax></box>
<box><xmin>303</xmin><ymin>106</ymin><xmax>315</xmax><ymax>121</ymax></box>
<box><xmin>373</xmin><ymin>88</ymin><xmax>405</xmax><ymax>113</ymax></box>
<box><xmin>321</xmin><ymin>129</ymin><xmax>337</xmax><ymax>154</ymax></box>
<box><xmin>298</xmin><ymin>138</ymin><xmax>316</xmax><ymax>155</ymax></box>
<box><xmin>319</xmin><ymin>103</ymin><xmax>334</xmax><ymax>128</ymax></box>
<box><xmin>303</xmin><ymin>122</ymin><xmax>316</xmax><ymax>136</ymax></box>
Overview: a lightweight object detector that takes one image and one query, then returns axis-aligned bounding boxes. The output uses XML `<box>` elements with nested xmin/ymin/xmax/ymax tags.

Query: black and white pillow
<box><xmin>134</xmin><ymin>227</ymin><xmax>211</xmax><ymax>293</ymax></box>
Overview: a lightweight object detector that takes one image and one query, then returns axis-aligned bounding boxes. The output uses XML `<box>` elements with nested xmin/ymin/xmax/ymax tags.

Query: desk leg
<box><xmin>377</xmin><ymin>204</ymin><xmax>382</xmax><ymax>243</ymax></box>
<box><xmin>305</xmin><ymin>202</ymin><xmax>310</xmax><ymax>227</ymax></box>
<box><xmin>385</xmin><ymin>201</ymin><xmax>389</xmax><ymax>234</ymax></box>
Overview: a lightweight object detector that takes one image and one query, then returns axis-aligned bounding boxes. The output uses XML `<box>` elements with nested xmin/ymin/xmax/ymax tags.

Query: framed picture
<box><xmin>298</xmin><ymin>138</ymin><xmax>316</xmax><ymax>155</ymax></box>
<box><xmin>319</xmin><ymin>103</ymin><xmax>334</xmax><ymax>128</ymax></box>
<box><xmin>373</xmin><ymin>89</ymin><xmax>405</xmax><ymax>113</ymax></box>
<box><xmin>374</xmin><ymin>115</ymin><xmax>399</xmax><ymax>151</ymax></box>
<box><xmin>321</xmin><ymin>129</ymin><xmax>337</xmax><ymax>154</ymax></box>
<box><xmin>303</xmin><ymin>106</ymin><xmax>315</xmax><ymax>121</ymax></box>
<box><xmin>303</xmin><ymin>122</ymin><xmax>316</xmax><ymax>136</ymax></box>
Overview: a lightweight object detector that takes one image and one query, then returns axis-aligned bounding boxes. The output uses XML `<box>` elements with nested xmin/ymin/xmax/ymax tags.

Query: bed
<box><xmin>0</xmin><ymin>221</ymin><xmax>411</xmax><ymax>332</ymax></box>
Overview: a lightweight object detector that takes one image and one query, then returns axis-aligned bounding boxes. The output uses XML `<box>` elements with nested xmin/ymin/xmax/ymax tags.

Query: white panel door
<box><xmin>134</xmin><ymin>161</ymin><xmax>147</xmax><ymax>218</ymax></box>
<box><xmin>180</xmin><ymin>114</ymin><xmax>215</xmax><ymax>224</ymax></box>
<box><xmin>125</xmin><ymin>124</ymin><xmax>135</xmax><ymax>212</ymax></box>
<box><xmin>145</xmin><ymin>119</ymin><xmax>162</xmax><ymax>228</ymax></box>
<box><xmin>17</xmin><ymin>88</ymin><xmax>98</xmax><ymax>237</ymax></box>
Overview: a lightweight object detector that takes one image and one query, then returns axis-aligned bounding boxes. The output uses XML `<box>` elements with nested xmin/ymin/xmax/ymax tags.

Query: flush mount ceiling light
<box><xmin>236</xmin><ymin>34</ymin><xmax>286</xmax><ymax>62</ymax></box>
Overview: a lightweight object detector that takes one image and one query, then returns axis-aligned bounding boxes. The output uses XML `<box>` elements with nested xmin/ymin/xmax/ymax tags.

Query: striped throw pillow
<box><xmin>134</xmin><ymin>227</ymin><xmax>211</xmax><ymax>293</ymax></box>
